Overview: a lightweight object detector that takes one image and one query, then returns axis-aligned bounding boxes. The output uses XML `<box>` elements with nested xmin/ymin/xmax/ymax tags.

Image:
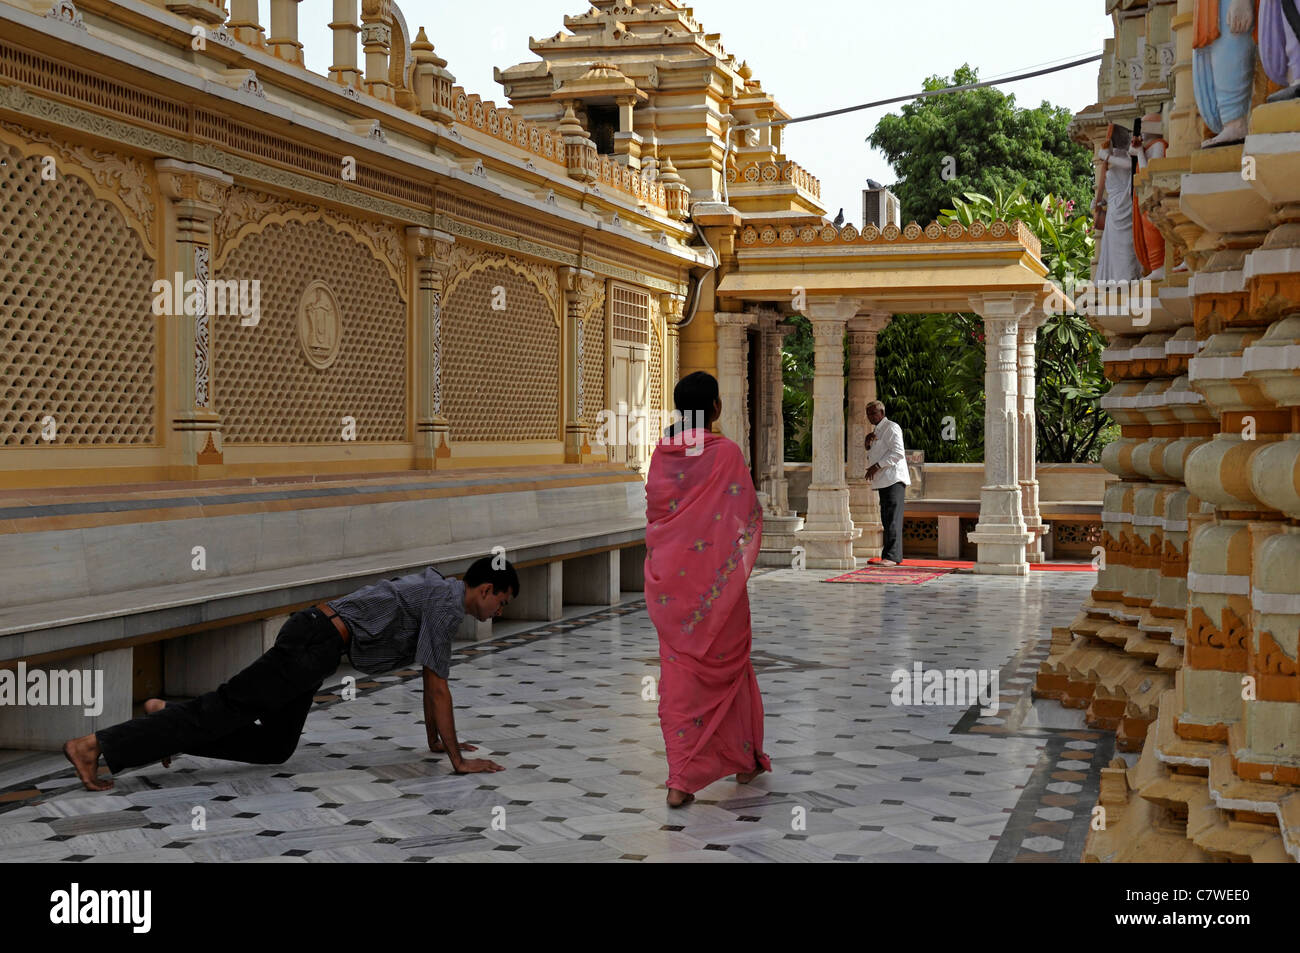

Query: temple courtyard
<box><xmin>0</xmin><ymin>566</ymin><xmax>1112</xmax><ymax>864</ymax></box>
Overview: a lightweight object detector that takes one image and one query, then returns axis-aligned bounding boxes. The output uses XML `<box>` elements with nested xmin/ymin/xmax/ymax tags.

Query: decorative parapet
<box><xmin>450</xmin><ymin>87</ymin><xmax>666</xmax><ymax>211</ymax></box>
<box><xmin>726</xmin><ymin>159</ymin><xmax>821</xmax><ymax>201</ymax></box>
<box><xmin>737</xmin><ymin>218</ymin><xmax>1041</xmax><ymax>258</ymax></box>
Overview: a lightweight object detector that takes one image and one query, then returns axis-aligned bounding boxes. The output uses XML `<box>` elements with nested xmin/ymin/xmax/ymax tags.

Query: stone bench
<box><xmin>0</xmin><ymin>468</ymin><xmax>648</xmax><ymax>749</ymax></box>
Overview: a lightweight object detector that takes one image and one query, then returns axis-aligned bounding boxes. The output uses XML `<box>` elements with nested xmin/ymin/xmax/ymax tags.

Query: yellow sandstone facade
<box><xmin>1035</xmin><ymin>0</ymin><xmax>1300</xmax><ymax>862</ymax></box>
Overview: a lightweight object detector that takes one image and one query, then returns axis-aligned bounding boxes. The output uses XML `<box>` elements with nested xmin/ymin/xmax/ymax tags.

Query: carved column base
<box><xmin>172</xmin><ymin>412</ymin><xmax>224</xmax><ymax>468</ymax></box>
<box><xmin>969</xmin><ymin>485</ymin><xmax>1032</xmax><ymax>575</ymax></box>
<box><xmin>757</xmin><ymin>513</ymin><xmax>806</xmax><ymax>568</ymax></box>
<box><xmin>416</xmin><ymin>415</ymin><xmax>452</xmax><ymax>469</ymax></box>
<box><xmin>848</xmin><ymin>478</ymin><xmax>883</xmax><ymax>558</ymax></box>
<box><xmin>564</xmin><ymin>421</ymin><xmax>591</xmax><ymax>464</ymax></box>
<box><xmin>797</xmin><ymin>486</ymin><xmax>861</xmax><ymax>569</ymax></box>
<box><xmin>1022</xmin><ymin>479</ymin><xmax>1046</xmax><ymax>562</ymax></box>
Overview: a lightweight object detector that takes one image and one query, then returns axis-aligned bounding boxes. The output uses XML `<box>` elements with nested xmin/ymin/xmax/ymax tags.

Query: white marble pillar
<box><xmin>797</xmin><ymin>297</ymin><xmax>864</xmax><ymax>569</ymax></box>
<box><xmin>848</xmin><ymin>312</ymin><xmax>891</xmax><ymax>558</ymax></box>
<box><xmin>1018</xmin><ymin>313</ymin><xmax>1048</xmax><ymax>562</ymax></box>
<box><xmin>968</xmin><ymin>293</ymin><xmax>1036</xmax><ymax>574</ymax></box>
<box><xmin>755</xmin><ymin>313</ymin><xmax>806</xmax><ymax>567</ymax></box>
<box><xmin>714</xmin><ymin>312</ymin><xmax>755</xmax><ymax>464</ymax></box>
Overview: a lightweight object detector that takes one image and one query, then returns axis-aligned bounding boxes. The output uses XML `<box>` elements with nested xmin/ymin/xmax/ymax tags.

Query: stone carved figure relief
<box><xmin>1193</xmin><ymin>0</ymin><xmax>1261</xmax><ymax>147</ymax></box>
<box><xmin>1129</xmin><ymin>113</ymin><xmax>1168</xmax><ymax>279</ymax></box>
<box><xmin>298</xmin><ymin>280</ymin><xmax>343</xmax><ymax>369</ymax></box>
<box><xmin>1093</xmin><ymin>124</ymin><xmax>1142</xmax><ymax>284</ymax></box>
<box><xmin>1261</xmin><ymin>0</ymin><xmax>1300</xmax><ymax>99</ymax></box>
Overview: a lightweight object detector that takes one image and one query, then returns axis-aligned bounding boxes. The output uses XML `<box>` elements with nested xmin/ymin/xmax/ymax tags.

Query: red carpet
<box><xmin>825</xmin><ymin>565</ymin><xmax>951</xmax><ymax>585</ymax></box>
<box><xmin>877</xmin><ymin>558</ymin><xmax>1096</xmax><ymax>572</ymax></box>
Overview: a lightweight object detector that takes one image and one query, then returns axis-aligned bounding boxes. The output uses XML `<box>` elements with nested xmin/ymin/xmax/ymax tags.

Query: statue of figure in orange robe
<box><xmin>1129</xmin><ymin>114</ymin><xmax>1168</xmax><ymax>279</ymax></box>
<box><xmin>1194</xmin><ymin>0</ymin><xmax>1260</xmax><ymax>147</ymax></box>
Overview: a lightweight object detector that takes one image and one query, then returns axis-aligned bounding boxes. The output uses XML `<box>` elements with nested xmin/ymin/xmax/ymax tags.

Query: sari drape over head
<box><xmin>644</xmin><ymin>429</ymin><xmax>770</xmax><ymax>794</ymax></box>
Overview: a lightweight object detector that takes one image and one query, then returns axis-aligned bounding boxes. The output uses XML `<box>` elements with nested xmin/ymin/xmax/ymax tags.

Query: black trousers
<box><xmin>97</xmin><ymin>608</ymin><xmax>345</xmax><ymax>775</ymax></box>
<box><xmin>877</xmin><ymin>481</ymin><xmax>906</xmax><ymax>563</ymax></box>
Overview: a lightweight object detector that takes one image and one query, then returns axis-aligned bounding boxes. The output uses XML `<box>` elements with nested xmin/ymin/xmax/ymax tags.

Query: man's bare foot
<box><xmin>63</xmin><ymin>736</ymin><xmax>113</xmax><ymax>791</ymax></box>
<box><xmin>666</xmin><ymin>788</ymin><xmax>695</xmax><ymax>808</ymax></box>
<box><xmin>143</xmin><ymin>699</ymin><xmax>173</xmax><ymax>767</ymax></box>
<box><xmin>735</xmin><ymin>766</ymin><xmax>767</xmax><ymax>784</ymax></box>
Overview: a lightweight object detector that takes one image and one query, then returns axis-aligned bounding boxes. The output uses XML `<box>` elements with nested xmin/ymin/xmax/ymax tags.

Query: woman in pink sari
<box><xmin>645</xmin><ymin>371</ymin><xmax>771</xmax><ymax>807</ymax></box>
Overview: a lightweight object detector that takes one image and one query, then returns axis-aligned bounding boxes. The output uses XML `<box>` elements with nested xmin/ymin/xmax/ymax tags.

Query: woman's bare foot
<box><xmin>63</xmin><ymin>736</ymin><xmax>113</xmax><ymax>791</ymax></box>
<box><xmin>666</xmin><ymin>788</ymin><xmax>695</xmax><ymax>808</ymax></box>
<box><xmin>735</xmin><ymin>766</ymin><xmax>767</xmax><ymax>784</ymax></box>
<box><xmin>143</xmin><ymin>699</ymin><xmax>173</xmax><ymax>767</ymax></box>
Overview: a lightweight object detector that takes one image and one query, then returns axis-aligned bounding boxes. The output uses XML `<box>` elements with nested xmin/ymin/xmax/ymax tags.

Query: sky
<box><xmin>285</xmin><ymin>0</ymin><xmax>1113</xmax><ymax>224</ymax></box>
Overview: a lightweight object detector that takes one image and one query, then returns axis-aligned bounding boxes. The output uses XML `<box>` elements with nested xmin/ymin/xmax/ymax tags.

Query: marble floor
<box><xmin>0</xmin><ymin>566</ymin><xmax>1112</xmax><ymax>863</ymax></box>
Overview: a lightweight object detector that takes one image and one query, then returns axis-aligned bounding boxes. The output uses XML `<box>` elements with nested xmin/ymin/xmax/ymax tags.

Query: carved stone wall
<box><xmin>214</xmin><ymin>218</ymin><xmax>407</xmax><ymax>443</ymax></box>
<box><xmin>581</xmin><ymin>279</ymin><xmax>606</xmax><ymax>421</ymax></box>
<box><xmin>0</xmin><ymin>142</ymin><xmax>156</xmax><ymax>446</ymax></box>
<box><xmin>443</xmin><ymin>254</ymin><xmax>560</xmax><ymax>442</ymax></box>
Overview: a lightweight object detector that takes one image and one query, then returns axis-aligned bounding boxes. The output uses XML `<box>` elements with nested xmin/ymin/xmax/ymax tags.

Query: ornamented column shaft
<box><xmin>564</xmin><ymin>268</ymin><xmax>597</xmax><ymax>464</ymax></box>
<box><xmin>226</xmin><ymin>0</ymin><xmax>265</xmax><ymax>46</ymax></box>
<box><xmin>714</xmin><ymin>312</ymin><xmax>755</xmax><ymax>463</ymax></box>
<box><xmin>360</xmin><ymin>0</ymin><xmax>393</xmax><ymax>103</ymax></box>
<box><xmin>847</xmin><ymin>312</ymin><xmax>890</xmax><ymax>559</ymax></box>
<box><xmin>268</xmin><ymin>0</ymin><xmax>304</xmax><ymax>65</ymax></box>
<box><xmin>968</xmin><ymin>293</ymin><xmax>1035</xmax><ymax>575</ymax></box>
<box><xmin>1018</xmin><ymin>313</ymin><xmax>1048</xmax><ymax>562</ymax></box>
<box><xmin>156</xmin><ymin>159</ymin><xmax>232</xmax><ymax>476</ymax></box>
<box><xmin>797</xmin><ymin>297</ymin><xmax>863</xmax><ymax>570</ymax></box>
<box><xmin>762</xmin><ymin>317</ymin><xmax>796</xmax><ymax>516</ymax></box>
<box><xmin>329</xmin><ymin>0</ymin><xmax>362</xmax><ymax>88</ymax></box>
<box><xmin>662</xmin><ymin>293</ymin><xmax>685</xmax><ymax>402</ymax></box>
<box><xmin>408</xmin><ymin>227</ymin><xmax>454</xmax><ymax>469</ymax></box>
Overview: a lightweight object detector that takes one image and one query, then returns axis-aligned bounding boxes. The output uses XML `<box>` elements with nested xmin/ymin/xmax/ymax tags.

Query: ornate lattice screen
<box><xmin>582</xmin><ymin>286</ymin><xmax>605</xmax><ymax>421</ymax></box>
<box><xmin>610</xmin><ymin>284</ymin><xmax>649</xmax><ymax>344</ymax></box>
<box><xmin>649</xmin><ymin>303</ymin><xmax>663</xmax><ymax>422</ymax></box>
<box><xmin>214</xmin><ymin>218</ymin><xmax>407</xmax><ymax>443</ymax></box>
<box><xmin>443</xmin><ymin>267</ymin><xmax>559</xmax><ymax>441</ymax></box>
<box><xmin>0</xmin><ymin>145</ymin><xmax>156</xmax><ymax>445</ymax></box>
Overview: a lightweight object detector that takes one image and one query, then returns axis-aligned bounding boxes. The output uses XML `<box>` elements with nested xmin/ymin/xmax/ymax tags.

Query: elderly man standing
<box><xmin>864</xmin><ymin>400</ymin><xmax>911</xmax><ymax>567</ymax></box>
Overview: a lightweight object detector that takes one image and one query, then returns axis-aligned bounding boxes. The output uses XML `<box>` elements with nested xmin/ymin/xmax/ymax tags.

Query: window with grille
<box><xmin>611</xmin><ymin>284</ymin><xmax>649</xmax><ymax>344</ymax></box>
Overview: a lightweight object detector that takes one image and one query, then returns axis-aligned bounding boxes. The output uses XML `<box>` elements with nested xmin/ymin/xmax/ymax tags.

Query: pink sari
<box><xmin>644</xmin><ymin>429</ymin><xmax>771</xmax><ymax>794</ymax></box>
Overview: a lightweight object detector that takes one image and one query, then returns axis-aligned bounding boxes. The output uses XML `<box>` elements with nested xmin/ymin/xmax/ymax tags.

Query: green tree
<box><xmin>867</xmin><ymin>64</ymin><xmax>1094</xmax><ymax>226</ymax></box>
<box><xmin>939</xmin><ymin>186</ymin><xmax>1115</xmax><ymax>462</ymax></box>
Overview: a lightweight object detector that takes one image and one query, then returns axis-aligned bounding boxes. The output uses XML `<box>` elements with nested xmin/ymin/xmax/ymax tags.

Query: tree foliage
<box><xmin>867</xmin><ymin>64</ymin><xmax>1094</xmax><ymax>227</ymax></box>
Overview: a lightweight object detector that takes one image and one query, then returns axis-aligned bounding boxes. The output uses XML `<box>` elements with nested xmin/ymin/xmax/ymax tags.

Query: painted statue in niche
<box><xmin>1193</xmin><ymin>0</ymin><xmax>1260</xmax><ymax>147</ymax></box>
<box><xmin>1092</xmin><ymin>124</ymin><xmax>1142</xmax><ymax>285</ymax></box>
<box><xmin>1129</xmin><ymin>113</ymin><xmax>1168</xmax><ymax>280</ymax></box>
<box><xmin>1261</xmin><ymin>0</ymin><xmax>1300</xmax><ymax>100</ymax></box>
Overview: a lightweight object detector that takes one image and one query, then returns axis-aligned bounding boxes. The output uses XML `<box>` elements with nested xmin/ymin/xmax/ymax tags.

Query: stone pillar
<box><xmin>661</xmin><ymin>293</ymin><xmax>685</xmax><ymax>398</ymax></box>
<box><xmin>755</xmin><ymin>316</ymin><xmax>804</xmax><ymax>568</ymax></box>
<box><xmin>360</xmin><ymin>0</ymin><xmax>393</xmax><ymax>102</ymax></box>
<box><xmin>329</xmin><ymin>0</ymin><xmax>362</xmax><ymax>88</ymax></box>
<box><xmin>847</xmin><ymin>312</ymin><xmax>890</xmax><ymax>559</ymax></box>
<box><xmin>156</xmin><ymin>160</ymin><xmax>233</xmax><ymax>478</ymax></box>
<box><xmin>797</xmin><ymin>297</ymin><xmax>863</xmax><ymax>569</ymax></box>
<box><xmin>408</xmin><ymin>227</ymin><xmax>454</xmax><ymax>469</ymax></box>
<box><xmin>564</xmin><ymin>268</ymin><xmax>597</xmax><ymax>463</ymax></box>
<box><xmin>1018</xmin><ymin>313</ymin><xmax>1047</xmax><ymax>562</ymax></box>
<box><xmin>268</xmin><ymin>0</ymin><xmax>304</xmax><ymax>65</ymax></box>
<box><xmin>226</xmin><ymin>0</ymin><xmax>265</xmax><ymax>46</ymax></box>
<box><xmin>714</xmin><ymin>312</ymin><xmax>755</xmax><ymax>463</ymax></box>
<box><xmin>967</xmin><ymin>293</ymin><xmax>1035</xmax><ymax>574</ymax></box>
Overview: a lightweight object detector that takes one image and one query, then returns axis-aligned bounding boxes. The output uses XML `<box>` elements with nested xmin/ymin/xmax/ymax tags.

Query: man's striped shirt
<box><xmin>327</xmin><ymin>567</ymin><xmax>464</xmax><ymax>678</ymax></box>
